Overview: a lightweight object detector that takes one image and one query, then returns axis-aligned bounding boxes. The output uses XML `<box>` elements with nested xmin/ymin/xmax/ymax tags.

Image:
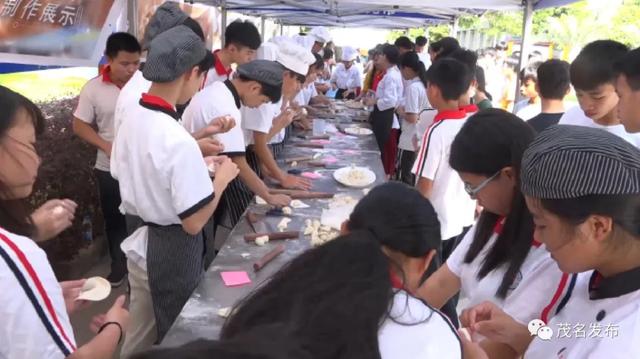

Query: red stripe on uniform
<box><xmin>0</xmin><ymin>231</ymin><xmax>77</xmax><ymax>351</ymax></box>
<box><xmin>540</xmin><ymin>273</ymin><xmax>570</xmax><ymax>323</ymax></box>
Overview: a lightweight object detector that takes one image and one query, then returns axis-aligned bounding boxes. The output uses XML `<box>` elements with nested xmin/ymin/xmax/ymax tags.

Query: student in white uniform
<box><xmin>614</xmin><ymin>47</ymin><xmax>640</xmax><ymax>133</ymax></box>
<box><xmin>559</xmin><ymin>40</ymin><xmax>640</xmax><ymax>147</ymax></box>
<box><xmin>242</xmin><ymin>39</ymin><xmax>315</xmax><ymax>194</ymax></box>
<box><xmin>415</xmin><ymin>36</ymin><xmax>432</xmax><ymax>69</ymax></box>
<box><xmin>183</xmin><ymin>60</ymin><xmax>292</xmax><ymax>227</ymax></box>
<box><xmin>200</xmin><ymin>20</ymin><xmax>261</xmax><ymax>89</ymax></box>
<box><xmin>72</xmin><ymin>32</ymin><xmax>141</xmax><ymax>287</ymax></box>
<box><xmin>418</xmin><ymin>110</ymin><xmax>568</xmax><ymax>358</ymax></box>
<box><xmin>0</xmin><ymin>86</ymin><xmax>129</xmax><ymax>359</ymax></box>
<box><xmin>294</xmin><ymin>53</ymin><xmax>331</xmax><ymax>107</ymax></box>
<box><xmin>364</xmin><ymin>44</ymin><xmax>404</xmax><ymax>160</ymax></box>
<box><xmin>460</xmin><ymin>125</ymin><xmax>640</xmax><ymax>359</ymax></box>
<box><xmin>396</xmin><ymin>51</ymin><xmax>428</xmax><ymax>185</ymax></box>
<box><xmin>330</xmin><ymin>46</ymin><xmax>362</xmax><ymax>100</ymax></box>
<box><xmin>220</xmin><ymin>184</ymin><xmax>462</xmax><ymax>359</ymax></box>
<box><xmin>111</xmin><ymin>26</ymin><xmax>239</xmax><ymax>357</ymax></box>
<box><xmin>449</xmin><ymin>49</ymin><xmax>480</xmax><ymax>116</ymax></box>
<box><xmin>513</xmin><ymin>64</ymin><xmax>542</xmax><ymax>121</ymax></box>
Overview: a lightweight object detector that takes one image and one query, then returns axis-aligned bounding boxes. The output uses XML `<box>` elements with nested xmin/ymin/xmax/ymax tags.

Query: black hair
<box><xmin>475</xmin><ymin>66</ymin><xmax>493</xmax><ymax>101</ymax></box>
<box><xmin>614</xmin><ymin>47</ymin><xmax>640</xmax><ymax>91</ymax></box>
<box><xmin>520</xmin><ymin>61</ymin><xmax>541</xmax><ymax>83</ymax></box>
<box><xmin>105</xmin><ymin>32</ymin><xmax>140</xmax><ymax>58</ymax></box>
<box><xmin>537</xmin><ymin>59</ymin><xmax>570</xmax><ymax>100</ymax></box>
<box><xmin>182</xmin><ymin>17</ymin><xmax>205</xmax><ymax>41</ymax></box>
<box><xmin>312</xmin><ymin>52</ymin><xmax>324</xmax><ymax>70</ymax></box>
<box><xmin>196</xmin><ymin>52</ymin><xmax>215</xmax><ymax>75</ymax></box>
<box><xmin>429</xmin><ymin>37</ymin><xmax>460</xmax><ymax>60</ymax></box>
<box><xmin>394</xmin><ymin>36</ymin><xmax>415</xmax><ymax>51</ymax></box>
<box><xmin>225</xmin><ymin>20</ymin><xmax>261</xmax><ymax>50</ymax></box>
<box><xmin>539</xmin><ymin>195</ymin><xmax>640</xmax><ymax>239</ymax></box>
<box><xmin>133</xmin><ymin>324</ymin><xmax>311</xmax><ymax>359</ymax></box>
<box><xmin>0</xmin><ymin>86</ymin><xmax>45</xmax><ymax>237</ymax></box>
<box><xmin>570</xmin><ymin>40</ymin><xmax>629</xmax><ymax>91</ymax></box>
<box><xmin>322</xmin><ymin>47</ymin><xmax>334</xmax><ymax>61</ymax></box>
<box><xmin>447</xmin><ymin>48</ymin><xmax>478</xmax><ymax>76</ymax></box>
<box><xmin>221</xmin><ymin>233</ymin><xmax>393</xmax><ymax>359</ymax></box>
<box><xmin>238</xmin><ymin>74</ymin><xmax>282</xmax><ymax>103</ymax></box>
<box><xmin>449</xmin><ymin>109</ymin><xmax>536</xmax><ymax>298</ymax></box>
<box><xmin>415</xmin><ymin>36</ymin><xmax>428</xmax><ymax>47</ymax></box>
<box><xmin>381</xmin><ymin>44</ymin><xmax>400</xmax><ymax>65</ymax></box>
<box><xmin>400</xmin><ymin>51</ymin><xmax>428</xmax><ymax>90</ymax></box>
<box><xmin>426</xmin><ymin>58</ymin><xmax>473</xmax><ymax>101</ymax></box>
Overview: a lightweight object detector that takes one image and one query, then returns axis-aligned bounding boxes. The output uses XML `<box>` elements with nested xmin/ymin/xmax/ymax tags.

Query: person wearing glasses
<box><xmin>417</xmin><ymin>109</ymin><xmax>567</xmax><ymax>358</ymax></box>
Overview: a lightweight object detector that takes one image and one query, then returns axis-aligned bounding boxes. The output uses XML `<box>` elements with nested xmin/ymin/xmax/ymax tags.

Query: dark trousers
<box><xmin>95</xmin><ymin>169</ymin><xmax>128</xmax><ymax>275</ymax></box>
<box><xmin>370</xmin><ymin>106</ymin><xmax>394</xmax><ymax>153</ymax></box>
<box><xmin>396</xmin><ymin>149</ymin><xmax>416</xmax><ymax>185</ymax></box>
<box><xmin>336</xmin><ymin>88</ymin><xmax>356</xmax><ymax>100</ymax></box>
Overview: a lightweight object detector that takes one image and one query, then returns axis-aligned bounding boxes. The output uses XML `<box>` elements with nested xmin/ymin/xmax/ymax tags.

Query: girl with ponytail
<box><xmin>396</xmin><ymin>52</ymin><xmax>430</xmax><ymax>185</ymax></box>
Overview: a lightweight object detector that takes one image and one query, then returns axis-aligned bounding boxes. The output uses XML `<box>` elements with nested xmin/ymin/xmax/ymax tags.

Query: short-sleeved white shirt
<box><xmin>514</xmin><ymin>99</ymin><xmax>541</xmax><ymax>121</ymax></box>
<box><xmin>417</xmin><ymin>52</ymin><xmax>432</xmax><ymax>69</ymax></box>
<box><xmin>447</xmin><ymin>219</ymin><xmax>568</xmax><ymax>325</ymax></box>
<box><xmin>74</xmin><ymin>71</ymin><xmax>121</xmax><ymax>171</ymax></box>
<box><xmin>294</xmin><ymin>82</ymin><xmax>318</xmax><ymax>107</ymax></box>
<box><xmin>183</xmin><ymin>80</ymin><xmax>246</xmax><ymax>157</ymax></box>
<box><xmin>200</xmin><ymin>50</ymin><xmax>233</xmax><ymax>90</ymax></box>
<box><xmin>111</xmin><ymin>94</ymin><xmax>214</xmax><ymax>270</ymax></box>
<box><xmin>415</xmin><ymin>109</ymin><xmax>437</xmax><ymax>148</ymax></box>
<box><xmin>525</xmin><ymin>270</ymin><xmax>640</xmax><ymax>358</ymax></box>
<box><xmin>411</xmin><ymin>111</ymin><xmax>476</xmax><ymax>239</ymax></box>
<box><xmin>0</xmin><ymin>227</ymin><xmax>76</xmax><ymax>359</ymax></box>
<box><xmin>114</xmin><ymin>70</ymin><xmax>151</xmax><ymax>136</ymax></box>
<box><xmin>399</xmin><ymin>78</ymin><xmax>428</xmax><ymax>151</ymax></box>
<box><xmin>242</xmin><ymin>98</ymin><xmax>284</xmax><ymax>146</ymax></box>
<box><xmin>330</xmin><ymin>63</ymin><xmax>362</xmax><ymax>90</ymax></box>
<box><xmin>378</xmin><ymin>290</ymin><xmax>462</xmax><ymax>359</ymax></box>
<box><xmin>559</xmin><ymin>106</ymin><xmax>640</xmax><ymax>148</ymax></box>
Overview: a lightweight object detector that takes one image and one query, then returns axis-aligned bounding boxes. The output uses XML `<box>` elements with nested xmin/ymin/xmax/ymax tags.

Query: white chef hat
<box><xmin>293</xmin><ymin>34</ymin><xmax>315</xmax><ymax>52</ymax></box>
<box><xmin>272</xmin><ymin>37</ymin><xmax>315</xmax><ymax>76</ymax></box>
<box><xmin>309</xmin><ymin>27</ymin><xmax>332</xmax><ymax>44</ymax></box>
<box><xmin>341</xmin><ymin>46</ymin><xmax>358</xmax><ymax>62</ymax></box>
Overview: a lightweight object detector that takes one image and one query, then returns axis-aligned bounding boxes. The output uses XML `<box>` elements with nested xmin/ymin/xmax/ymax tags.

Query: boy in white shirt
<box><xmin>559</xmin><ymin>40</ymin><xmax>640</xmax><ymax>147</ymax></box>
<box><xmin>615</xmin><ymin>47</ymin><xmax>640</xmax><ymax>133</ymax></box>
<box><xmin>412</xmin><ymin>58</ymin><xmax>476</xmax><ymax>254</ymax></box>
<box><xmin>111</xmin><ymin>26</ymin><xmax>239</xmax><ymax>356</ymax></box>
<box><xmin>73</xmin><ymin>32</ymin><xmax>141</xmax><ymax>287</ymax></box>
<box><xmin>513</xmin><ymin>63</ymin><xmax>542</xmax><ymax>121</ymax></box>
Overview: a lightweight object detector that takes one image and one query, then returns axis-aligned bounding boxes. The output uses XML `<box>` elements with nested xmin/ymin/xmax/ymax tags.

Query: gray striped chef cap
<box><xmin>521</xmin><ymin>125</ymin><xmax>640</xmax><ymax>199</ymax></box>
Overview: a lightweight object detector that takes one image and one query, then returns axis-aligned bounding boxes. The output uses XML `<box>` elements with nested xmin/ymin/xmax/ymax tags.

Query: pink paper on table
<box><xmin>301</xmin><ymin>171</ymin><xmax>323</xmax><ymax>179</ymax></box>
<box><xmin>311</xmin><ymin>139</ymin><xmax>330</xmax><ymax>145</ymax></box>
<box><xmin>323</xmin><ymin>156</ymin><xmax>338</xmax><ymax>164</ymax></box>
<box><xmin>221</xmin><ymin>271</ymin><xmax>252</xmax><ymax>287</ymax></box>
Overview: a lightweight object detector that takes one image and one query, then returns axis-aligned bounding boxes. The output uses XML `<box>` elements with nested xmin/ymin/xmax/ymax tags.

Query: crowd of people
<box><xmin>2</xmin><ymin>1</ymin><xmax>640</xmax><ymax>358</ymax></box>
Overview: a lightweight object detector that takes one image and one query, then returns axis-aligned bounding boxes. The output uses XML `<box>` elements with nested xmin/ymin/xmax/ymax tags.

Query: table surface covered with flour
<box><xmin>162</xmin><ymin>102</ymin><xmax>385</xmax><ymax>347</ymax></box>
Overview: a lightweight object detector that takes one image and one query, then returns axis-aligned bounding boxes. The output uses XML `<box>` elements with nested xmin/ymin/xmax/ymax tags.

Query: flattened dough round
<box><xmin>77</xmin><ymin>276</ymin><xmax>111</xmax><ymax>301</ymax></box>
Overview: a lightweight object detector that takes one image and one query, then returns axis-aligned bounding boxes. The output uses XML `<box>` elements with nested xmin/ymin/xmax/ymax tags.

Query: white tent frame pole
<box><xmin>127</xmin><ymin>0</ymin><xmax>136</xmax><ymax>37</ymax></box>
<box><xmin>450</xmin><ymin>17</ymin><xmax>459</xmax><ymax>37</ymax></box>
<box><xmin>260</xmin><ymin>15</ymin><xmax>266</xmax><ymax>41</ymax></box>
<box><xmin>221</xmin><ymin>0</ymin><xmax>227</xmax><ymax>47</ymax></box>
<box><xmin>515</xmin><ymin>0</ymin><xmax>534</xmax><ymax>108</ymax></box>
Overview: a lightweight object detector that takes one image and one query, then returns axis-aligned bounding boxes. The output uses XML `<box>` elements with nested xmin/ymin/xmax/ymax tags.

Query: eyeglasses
<box><xmin>464</xmin><ymin>171</ymin><xmax>501</xmax><ymax>198</ymax></box>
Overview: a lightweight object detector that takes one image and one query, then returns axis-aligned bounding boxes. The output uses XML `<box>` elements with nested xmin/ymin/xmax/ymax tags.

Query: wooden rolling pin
<box><xmin>285</xmin><ymin>156</ymin><xmax>314</xmax><ymax>164</ymax></box>
<box><xmin>268</xmin><ymin>189</ymin><xmax>335</xmax><ymax>199</ymax></box>
<box><xmin>253</xmin><ymin>244</ymin><xmax>285</xmax><ymax>272</ymax></box>
<box><xmin>244</xmin><ymin>231</ymin><xmax>300</xmax><ymax>242</ymax></box>
<box><xmin>294</xmin><ymin>142</ymin><xmax>325</xmax><ymax>149</ymax></box>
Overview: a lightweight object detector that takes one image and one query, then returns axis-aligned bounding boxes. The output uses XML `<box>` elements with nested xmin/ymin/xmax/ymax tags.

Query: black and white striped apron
<box><xmin>126</xmin><ymin>217</ymin><xmax>206</xmax><ymax>342</ymax></box>
<box><xmin>245</xmin><ymin>145</ymin><xmax>262</xmax><ymax>179</ymax></box>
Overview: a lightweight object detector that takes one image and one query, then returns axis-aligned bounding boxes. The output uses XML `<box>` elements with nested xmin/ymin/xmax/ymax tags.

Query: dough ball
<box><xmin>255</xmin><ymin>235</ymin><xmax>269</xmax><ymax>246</ymax></box>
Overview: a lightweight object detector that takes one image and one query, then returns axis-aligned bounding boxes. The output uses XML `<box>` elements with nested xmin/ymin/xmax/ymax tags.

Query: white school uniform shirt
<box><xmin>114</xmin><ymin>70</ymin><xmax>151</xmax><ymax>136</ymax></box>
<box><xmin>201</xmin><ymin>50</ymin><xmax>233</xmax><ymax>89</ymax></box>
<box><xmin>559</xmin><ymin>106</ymin><xmax>640</xmax><ymax>148</ymax></box>
<box><xmin>0</xmin><ymin>227</ymin><xmax>76</xmax><ymax>358</ymax></box>
<box><xmin>417</xmin><ymin>52</ymin><xmax>432</xmax><ymax>69</ymax></box>
<box><xmin>514</xmin><ymin>99</ymin><xmax>541</xmax><ymax>121</ymax></box>
<box><xmin>399</xmin><ymin>77</ymin><xmax>428</xmax><ymax>151</ymax></box>
<box><xmin>447</xmin><ymin>219</ymin><xmax>569</xmax><ymax>326</ymax></box>
<box><xmin>183</xmin><ymin>80</ymin><xmax>246</xmax><ymax>157</ymax></box>
<box><xmin>415</xmin><ymin>109</ymin><xmax>437</xmax><ymax>148</ymax></box>
<box><xmin>411</xmin><ymin>111</ymin><xmax>476</xmax><ymax>240</ymax></box>
<box><xmin>111</xmin><ymin>94</ymin><xmax>214</xmax><ymax>271</ymax></box>
<box><xmin>378</xmin><ymin>290</ymin><xmax>462</xmax><ymax>359</ymax></box>
<box><xmin>242</xmin><ymin>98</ymin><xmax>284</xmax><ymax>146</ymax></box>
<box><xmin>525</xmin><ymin>269</ymin><xmax>640</xmax><ymax>359</ymax></box>
<box><xmin>330</xmin><ymin>62</ymin><xmax>362</xmax><ymax>90</ymax></box>
<box><xmin>73</xmin><ymin>69</ymin><xmax>121</xmax><ymax>172</ymax></box>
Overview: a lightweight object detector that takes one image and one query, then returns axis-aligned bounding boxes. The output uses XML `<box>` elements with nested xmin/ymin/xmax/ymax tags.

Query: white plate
<box><xmin>77</xmin><ymin>276</ymin><xmax>111</xmax><ymax>301</ymax></box>
<box><xmin>333</xmin><ymin>166</ymin><xmax>376</xmax><ymax>188</ymax></box>
<box><xmin>344</xmin><ymin>127</ymin><xmax>373</xmax><ymax>136</ymax></box>
<box><xmin>344</xmin><ymin>100</ymin><xmax>365</xmax><ymax>109</ymax></box>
